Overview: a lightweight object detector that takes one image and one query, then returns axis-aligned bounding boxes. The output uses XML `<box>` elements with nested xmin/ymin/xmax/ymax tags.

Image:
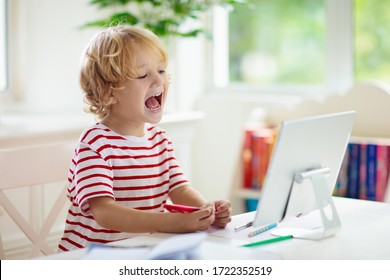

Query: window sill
<box><xmin>0</xmin><ymin>111</ymin><xmax>204</xmax><ymax>148</ymax></box>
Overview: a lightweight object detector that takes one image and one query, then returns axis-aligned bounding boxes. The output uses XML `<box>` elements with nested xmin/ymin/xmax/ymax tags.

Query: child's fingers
<box><xmin>213</xmin><ymin>216</ymin><xmax>232</xmax><ymax>228</ymax></box>
<box><xmin>195</xmin><ymin>207</ymin><xmax>214</xmax><ymax>220</ymax></box>
<box><xmin>214</xmin><ymin>200</ymin><xmax>231</xmax><ymax>213</ymax></box>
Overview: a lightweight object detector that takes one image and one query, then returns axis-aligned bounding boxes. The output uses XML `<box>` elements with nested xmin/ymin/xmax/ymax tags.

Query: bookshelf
<box><xmin>233</xmin><ymin>128</ymin><xmax>390</xmax><ymax>214</ymax></box>
<box><xmin>335</xmin><ymin>136</ymin><xmax>390</xmax><ymax>202</ymax></box>
<box><xmin>230</xmin><ymin>82</ymin><xmax>390</xmax><ymax>213</ymax></box>
<box><xmin>232</xmin><ymin>125</ymin><xmax>276</xmax><ymax>214</ymax></box>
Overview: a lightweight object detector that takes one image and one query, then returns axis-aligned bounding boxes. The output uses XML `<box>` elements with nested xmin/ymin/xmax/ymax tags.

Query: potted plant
<box><xmin>83</xmin><ymin>0</ymin><xmax>247</xmax><ymax>38</ymax></box>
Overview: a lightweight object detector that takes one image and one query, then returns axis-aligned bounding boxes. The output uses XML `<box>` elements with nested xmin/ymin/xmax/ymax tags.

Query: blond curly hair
<box><xmin>79</xmin><ymin>25</ymin><xmax>168</xmax><ymax>119</ymax></box>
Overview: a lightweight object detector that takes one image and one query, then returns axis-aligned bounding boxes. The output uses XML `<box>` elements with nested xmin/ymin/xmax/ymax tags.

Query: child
<box><xmin>58</xmin><ymin>25</ymin><xmax>231</xmax><ymax>251</ymax></box>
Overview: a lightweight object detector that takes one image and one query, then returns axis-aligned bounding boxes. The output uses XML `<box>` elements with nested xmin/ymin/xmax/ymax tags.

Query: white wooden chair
<box><xmin>0</xmin><ymin>140</ymin><xmax>75</xmax><ymax>259</ymax></box>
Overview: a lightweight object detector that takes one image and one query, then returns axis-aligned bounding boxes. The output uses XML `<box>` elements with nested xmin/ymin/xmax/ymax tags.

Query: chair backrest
<box><xmin>0</xmin><ymin>140</ymin><xmax>76</xmax><ymax>259</ymax></box>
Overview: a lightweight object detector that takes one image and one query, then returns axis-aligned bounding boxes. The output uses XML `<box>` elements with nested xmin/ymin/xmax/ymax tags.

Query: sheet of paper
<box><xmin>208</xmin><ymin>210</ymin><xmax>325</xmax><ymax>243</ymax></box>
<box><xmin>83</xmin><ymin>233</ymin><xmax>282</xmax><ymax>260</ymax></box>
<box><xmin>83</xmin><ymin>232</ymin><xmax>209</xmax><ymax>260</ymax></box>
<box><xmin>83</xmin><ymin>246</ymin><xmax>150</xmax><ymax>260</ymax></box>
<box><xmin>207</xmin><ymin>211</ymin><xmax>257</xmax><ymax>241</ymax></box>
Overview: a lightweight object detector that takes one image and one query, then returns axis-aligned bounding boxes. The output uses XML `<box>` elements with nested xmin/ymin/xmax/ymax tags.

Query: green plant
<box><xmin>83</xmin><ymin>0</ymin><xmax>247</xmax><ymax>38</ymax></box>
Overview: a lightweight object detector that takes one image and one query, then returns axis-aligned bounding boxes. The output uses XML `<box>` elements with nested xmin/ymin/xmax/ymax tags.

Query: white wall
<box><xmin>6</xmin><ymin>0</ymin><xmax>97</xmax><ymax>113</ymax></box>
<box><xmin>191</xmin><ymin>96</ymin><xmax>260</xmax><ymax>201</ymax></box>
<box><xmin>4</xmin><ymin>0</ymin><xmax>205</xmax><ymax>115</ymax></box>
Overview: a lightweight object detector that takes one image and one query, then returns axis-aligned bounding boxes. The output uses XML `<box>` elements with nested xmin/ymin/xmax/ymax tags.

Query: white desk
<box><xmin>40</xmin><ymin>197</ymin><xmax>390</xmax><ymax>260</ymax></box>
<box><xmin>214</xmin><ymin>197</ymin><xmax>390</xmax><ymax>259</ymax></box>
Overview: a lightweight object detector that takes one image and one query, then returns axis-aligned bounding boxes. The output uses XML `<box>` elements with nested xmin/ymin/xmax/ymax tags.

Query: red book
<box><xmin>251</xmin><ymin>128</ymin><xmax>274</xmax><ymax>190</ymax></box>
<box><xmin>376</xmin><ymin>144</ymin><xmax>389</xmax><ymax>202</ymax></box>
<box><xmin>242</xmin><ymin>129</ymin><xmax>254</xmax><ymax>189</ymax></box>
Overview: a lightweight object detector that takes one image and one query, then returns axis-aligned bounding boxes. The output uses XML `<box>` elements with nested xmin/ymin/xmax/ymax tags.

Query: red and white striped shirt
<box><xmin>58</xmin><ymin>123</ymin><xmax>189</xmax><ymax>251</ymax></box>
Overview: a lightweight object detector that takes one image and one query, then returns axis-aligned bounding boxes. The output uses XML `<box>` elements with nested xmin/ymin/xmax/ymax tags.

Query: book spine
<box><xmin>242</xmin><ymin>127</ymin><xmax>276</xmax><ymax>211</ymax></box>
<box><xmin>335</xmin><ymin>146</ymin><xmax>349</xmax><ymax>197</ymax></box>
<box><xmin>347</xmin><ymin>143</ymin><xmax>360</xmax><ymax>199</ymax></box>
<box><xmin>376</xmin><ymin>144</ymin><xmax>389</xmax><ymax>202</ymax></box>
<box><xmin>359</xmin><ymin>143</ymin><xmax>367</xmax><ymax>200</ymax></box>
<box><xmin>250</xmin><ymin>133</ymin><xmax>261</xmax><ymax>190</ymax></box>
<box><xmin>366</xmin><ymin>144</ymin><xmax>377</xmax><ymax>201</ymax></box>
<box><xmin>242</xmin><ymin>129</ymin><xmax>254</xmax><ymax>189</ymax></box>
<box><xmin>242</xmin><ymin>127</ymin><xmax>276</xmax><ymax>193</ymax></box>
<box><xmin>251</xmin><ymin>132</ymin><xmax>268</xmax><ymax>190</ymax></box>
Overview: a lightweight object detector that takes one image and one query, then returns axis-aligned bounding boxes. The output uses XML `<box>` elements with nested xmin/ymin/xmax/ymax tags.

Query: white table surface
<box><xmin>39</xmin><ymin>197</ymin><xmax>390</xmax><ymax>260</ymax></box>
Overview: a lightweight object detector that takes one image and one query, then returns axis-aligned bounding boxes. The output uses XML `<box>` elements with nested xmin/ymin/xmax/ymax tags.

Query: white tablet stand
<box><xmin>271</xmin><ymin>167</ymin><xmax>342</xmax><ymax>240</ymax></box>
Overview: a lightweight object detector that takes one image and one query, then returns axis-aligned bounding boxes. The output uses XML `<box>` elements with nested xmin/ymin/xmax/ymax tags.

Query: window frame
<box><xmin>208</xmin><ymin>0</ymin><xmax>354</xmax><ymax>98</ymax></box>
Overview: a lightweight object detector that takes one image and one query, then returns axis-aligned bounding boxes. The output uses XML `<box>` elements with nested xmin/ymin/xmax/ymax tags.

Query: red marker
<box><xmin>163</xmin><ymin>204</ymin><xmax>201</xmax><ymax>213</ymax></box>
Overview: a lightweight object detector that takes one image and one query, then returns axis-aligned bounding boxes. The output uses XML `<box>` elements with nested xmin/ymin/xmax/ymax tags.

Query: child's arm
<box><xmin>88</xmin><ymin>196</ymin><xmax>214</xmax><ymax>233</ymax></box>
<box><xmin>168</xmin><ymin>185</ymin><xmax>208</xmax><ymax>207</ymax></box>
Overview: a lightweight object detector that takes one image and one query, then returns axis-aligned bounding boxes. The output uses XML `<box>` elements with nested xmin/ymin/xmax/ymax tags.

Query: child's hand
<box><xmin>212</xmin><ymin>200</ymin><xmax>232</xmax><ymax>228</ymax></box>
<box><xmin>166</xmin><ymin>205</ymin><xmax>215</xmax><ymax>233</ymax></box>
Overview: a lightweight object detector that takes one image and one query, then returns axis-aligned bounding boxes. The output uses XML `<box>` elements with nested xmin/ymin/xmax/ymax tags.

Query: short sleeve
<box><xmin>69</xmin><ymin>142</ymin><xmax>115</xmax><ymax>215</ymax></box>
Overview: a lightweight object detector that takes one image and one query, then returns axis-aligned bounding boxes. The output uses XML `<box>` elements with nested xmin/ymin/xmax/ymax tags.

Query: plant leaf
<box><xmin>84</xmin><ymin>0</ymin><xmax>249</xmax><ymax>38</ymax></box>
<box><xmin>109</xmin><ymin>12</ymin><xmax>139</xmax><ymax>26</ymax></box>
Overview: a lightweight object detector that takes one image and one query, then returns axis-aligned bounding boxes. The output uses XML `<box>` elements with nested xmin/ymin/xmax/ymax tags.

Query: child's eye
<box><xmin>159</xmin><ymin>69</ymin><xmax>166</xmax><ymax>74</ymax></box>
<box><xmin>137</xmin><ymin>74</ymin><xmax>147</xmax><ymax>79</ymax></box>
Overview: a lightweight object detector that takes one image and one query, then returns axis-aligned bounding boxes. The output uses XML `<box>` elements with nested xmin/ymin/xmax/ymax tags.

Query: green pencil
<box><xmin>241</xmin><ymin>235</ymin><xmax>293</xmax><ymax>247</ymax></box>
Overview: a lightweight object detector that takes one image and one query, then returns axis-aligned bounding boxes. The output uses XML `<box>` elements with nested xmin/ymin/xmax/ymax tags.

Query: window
<box><xmin>212</xmin><ymin>0</ymin><xmax>390</xmax><ymax>94</ymax></box>
<box><xmin>229</xmin><ymin>0</ymin><xmax>325</xmax><ymax>85</ymax></box>
<box><xmin>0</xmin><ymin>0</ymin><xmax>8</xmax><ymax>92</ymax></box>
<box><xmin>354</xmin><ymin>0</ymin><xmax>390</xmax><ymax>82</ymax></box>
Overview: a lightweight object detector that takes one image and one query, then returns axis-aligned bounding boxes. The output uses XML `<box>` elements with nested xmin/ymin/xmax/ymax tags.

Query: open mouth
<box><xmin>145</xmin><ymin>93</ymin><xmax>163</xmax><ymax>112</ymax></box>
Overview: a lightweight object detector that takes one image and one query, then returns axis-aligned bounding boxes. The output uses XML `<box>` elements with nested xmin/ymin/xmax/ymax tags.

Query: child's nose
<box><xmin>151</xmin><ymin>72</ymin><xmax>165</xmax><ymax>85</ymax></box>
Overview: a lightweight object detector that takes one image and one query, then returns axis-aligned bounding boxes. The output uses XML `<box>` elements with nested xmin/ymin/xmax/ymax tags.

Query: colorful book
<box><xmin>250</xmin><ymin>132</ymin><xmax>263</xmax><ymax>190</ymax></box>
<box><xmin>347</xmin><ymin>143</ymin><xmax>360</xmax><ymax>199</ymax></box>
<box><xmin>335</xmin><ymin>146</ymin><xmax>349</xmax><ymax>197</ymax></box>
<box><xmin>376</xmin><ymin>144</ymin><xmax>390</xmax><ymax>202</ymax></box>
<box><xmin>358</xmin><ymin>143</ymin><xmax>367</xmax><ymax>200</ymax></box>
<box><xmin>241</xmin><ymin>127</ymin><xmax>276</xmax><ymax>195</ymax></box>
<box><xmin>336</xmin><ymin>140</ymin><xmax>390</xmax><ymax>202</ymax></box>
<box><xmin>250</xmin><ymin>129</ymin><xmax>274</xmax><ymax>190</ymax></box>
<box><xmin>366</xmin><ymin>143</ymin><xmax>377</xmax><ymax>201</ymax></box>
<box><xmin>242</xmin><ymin>129</ymin><xmax>254</xmax><ymax>189</ymax></box>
